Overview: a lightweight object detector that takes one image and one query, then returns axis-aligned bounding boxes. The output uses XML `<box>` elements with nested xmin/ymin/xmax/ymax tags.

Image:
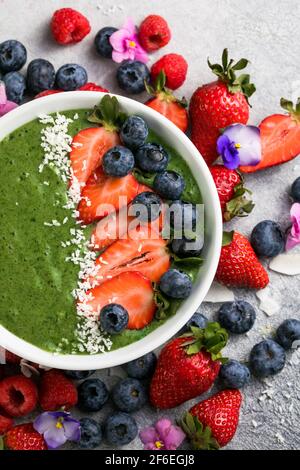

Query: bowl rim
<box><xmin>0</xmin><ymin>91</ymin><xmax>222</xmax><ymax>370</ymax></box>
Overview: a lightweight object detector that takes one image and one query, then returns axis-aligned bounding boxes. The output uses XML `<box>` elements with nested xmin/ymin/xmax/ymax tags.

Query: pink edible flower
<box><xmin>109</xmin><ymin>18</ymin><xmax>148</xmax><ymax>64</ymax></box>
<box><xmin>286</xmin><ymin>203</ymin><xmax>300</xmax><ymax>251</ymax></box>
<box><xmin>139</xmin><ymin>418</ymin><xmax>185</xmax><ymax>450</ymax></box>
<box><xmin>0</xmin><ymin>81</ymin><xmax>18</xmax><ymax>117</ymax></box>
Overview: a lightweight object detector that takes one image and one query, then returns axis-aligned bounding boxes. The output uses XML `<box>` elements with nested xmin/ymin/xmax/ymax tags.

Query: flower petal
<box><xmin>123</xmin><ymin>18</ymin><xmax>137</xmax><ymax>36</ymax></box>
<box><xmin>286</xmin><ymin>203</ymin><xmax>300</xmax><ymax>251</ymax></box>
<box><xmin>63</xmin><ymin>418</ymin><xmax>81</xmax><ymax>442</ymax></box>
<box><xmin>163</xmin><ymin>425</ymin><xmax>186</xmax><ymax>450</ymax></box>
<box><xmin>112</xmin><ymin>50</ymin><xmax>130</xmax><ymax>63</ymax></box>
<box><xmin>155</xmin><ymin>418</ymin><xmax>173</xmax><ymax>439</ymax></box>
<box><xmin>0</xmin><ymin>100</ymin><xmax>18</xmax><ymax>116</ymax></box>
<box><xmin>139</xmin><ymin>426</ymin><xmax>158</xmax><ymax>444</ymax></box>
<box><xmin>0</xmin><ymin>82</ymin><xmax>7</xmax><ymax>105</ymax></box>
<box><xmin>224</xmin><ymin>124</ymin><xmax>261</xmax><ymax>166</ymax></box>
<box><xmin>33</xmin><ymin>412</ymin><xmax>57</xmax><ymax>434</ymax></box>
<box><xmin>44</xmin><ymin>426</ymin><xmax>67</xmax><ymax>450</ymax></box>
<box><xmin>144</xmin><ymin>442</ymin><xmax>158</xmax><ymax>450</ymax></box>
<box><xmin>109</xmin><ymin>29</ymin><xmax>128</xmax><ymax>52</ymax></box>
<box><xmin>223</xmin><ymin>146</ymin><xmax>240</xmax><ymax>169</ymax></box>
<box><xmin>134</xmin><ymin>46</ymin><xmax>149</xmax><ymax>64</ymax></box>
<box><xmin>217</xmin><ymin>134</ymin><xmax>230</xmax><ymax>154</ymax></box>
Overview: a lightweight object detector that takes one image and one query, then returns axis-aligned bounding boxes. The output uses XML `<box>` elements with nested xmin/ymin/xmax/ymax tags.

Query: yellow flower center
<box><xmin>56</xmin><ymin>418</ymin><xmax>64</xmax><ymax>429</ymax></box>
<box><xmin>128</xmin><ymin>40</ymin><xmax>136</xmax><ymax>48</ymax></box>
<box><xmin>155</xmin><ymin>441</ymin><xmax>164</xmax><ymax>448</ymax></box>
<box><xmin>235</xmin><ymin>143</ymin><xmax>241</xmax><ymax>149</ymax></box>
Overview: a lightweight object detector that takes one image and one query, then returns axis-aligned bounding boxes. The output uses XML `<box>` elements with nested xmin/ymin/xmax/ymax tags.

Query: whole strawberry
<box><xmin>181</xmin><ymin>389</ymin><xmax>242</xmax><ymax>449</ymax></box>
<box><xmin>0</xmin><ymin>412</ymin><xmax>13</xmax><ymax>435</ymax></box>
<box><xmin>210</xmin><ymin>165</ymin><xmax>254</xmax><ymax>221</ymax></box>
<box><xmin>145</xmin><ymin>71</ymin><xmax>188</xmax><ymax>132</ymax></box>
<box><xmin>150</xmin><ymin>323</ymin><xmax>228</xmax><ymax>409</ymax></box>
<box><xmin>4</xmin><ymin>423</ymin><xmax>47</xmax><ymax>450</ymax></box>
<box><xmin>216</xmin><ymin>231</ymin><xmax>269</xmax><ymax>289</ymax></box>
<box><xmin>190</xmin><ymin>49</ymin><xmax>255</xmax><ymax>165</ymax></box>
<box><xmin>39</xmin><ymin>369</ymin><xmax>78</xmax><ymax>411</ymax></box>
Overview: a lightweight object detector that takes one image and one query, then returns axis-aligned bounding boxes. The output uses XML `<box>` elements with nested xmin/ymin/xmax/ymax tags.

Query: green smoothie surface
<box><xmin>0</xmin><ymin>108</ymin><xmax>202</xmax><ymax>354</ymax></box>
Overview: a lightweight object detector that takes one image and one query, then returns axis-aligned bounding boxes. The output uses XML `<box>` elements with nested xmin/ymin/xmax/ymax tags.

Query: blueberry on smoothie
<box><xmin>218</xmin><ymin>301</ymin><xmax>256</xmax><ymax>334</ymax></box>
<box><xmin>120</xmin><ymin>115</ymin><xmax>148</xmax><ymax>150</ymax></box>
<box><xmin>112</xmin><ymin>378</ymin><xmax>147</xmax><ymax>412</ymax></box>
<box><xmin>117</xmin><ymin>60</ymin><xmax>150</xmax><ymax>94</ymax></box>
<box><xmin>64</xmin><ymin>370</ymin><xmax>95</xmax><ymax>380</ymax></box>
<box><xmin>171</xmin><ymin>236</ymin><xmax>204</xmax><ymax>257</ymax></box>
<box><xmin>27</xmin><ymin>59</ymin><xmax>55</xmax><ymax>95</ymax></box>
<box><xmin>103</xmin><ymin>146</ymin><xmax>135</xmax><ymax>177</ymax></box>
<box><xmin>94</xmin><ymin>27</ymin><xmax>118</xmax><ymax>59</ymax></box>
<box><xmin>249</xmin><ymin>339</ymin><xmax>286</xmax><ymax>377</ymax></box>
<box><xmin>131</xmin><ymin>191</ymin><xmax>162</xmax><ymax>222</ymax></box>
<box><xmin>159</xmin><ymin>268</ymin><xmax>192</xmax><ymax>299</ymax></box>
<box><xmin>291</xmin><ymin>177</ymin><xmax>300</xmax><ymax>202</ymax></box>
<box><xmin>250</xmin><ymin>220</ymin><xmax>285</xmax><ymax>258</ymax></box>
<box><xmin>78</xmin><ymin>378</ymin><xmax>109</xmax><ymax>411</ymax></box>
<box><xmin>100</xmin><ymin>304</ymin><xmax>129</xmax><ymax>334</ymax></box>
<box><xmin>124</xmin><ymin>352</ymin><xmax>157</xmax><ymax>379</ymax></box>
<box><xmin>219</xmin><ymin>360</ymin><xmax>251</xmax><ymax>389</ymax></box>
<box><xmin>3</xmin><ymin>71</ymin><xmax>26</xmax><ymax>104</ymax></box>
<box><xmin>0</xmin><ymin>40</ymin><xmax>27</xmax><ymax>73</ymax></box>
<box><xmin>55</xmin><ymin>63</ymin><xmax>88</xmax><ymax>91</ymax></box>
<box><xmin>135</xmin><ymin>142</ymin><xmax>169</xmax><ymax>173</ymax></box>
<box><xmin>105</xmin><ymin>412</ymin><xmax>138</xmax><ymax>446</ymax></box>
<box><xmin>276</xmin><ymin>319</ymin><xmax>300</xmax><ymax>350</ymax></box>
<box><xmin>153</xmin><ymin>170</ymin><xmax>185</xmax><ymax>200</ymax></box>
<box><xmin>79</xmin><ymin>418</ymin><xmax>102</xmax><ymax>449</ymax></box>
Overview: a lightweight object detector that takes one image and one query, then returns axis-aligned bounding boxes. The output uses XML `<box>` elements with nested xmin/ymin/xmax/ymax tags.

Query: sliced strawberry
<box><xmin>90</xmin><ymin>224</ymin><xmax>170</xmax><ymax>285</ymax></box>
<box><xmin>240</xmin><ymin>99</ymin><xmax>300</xmax><ymax>173</ymax></box>
<box><xmin>84</xmin><ymin>271</ymin><xmax>156</xmax><ymax>329</ymax></box>
<box><xmin>78</xmin><ymin>167</ymin><xmax>139</xmax><ymax>224</ymax></box>
<box><xmin>70</xmin><ymin>127</ymin><xmax>120</xmax><ymax>185</ymax></box>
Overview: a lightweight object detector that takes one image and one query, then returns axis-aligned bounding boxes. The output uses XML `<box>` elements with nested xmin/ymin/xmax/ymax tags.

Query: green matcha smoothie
<box><xmin>0</xmin><ymin>108</ymin><xmax>202</xmax><ymax>354</ymax></box>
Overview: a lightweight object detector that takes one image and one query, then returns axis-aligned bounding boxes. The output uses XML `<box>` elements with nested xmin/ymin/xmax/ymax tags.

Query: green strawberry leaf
<box><xmin>222</xmin><ymin>231</ymin><xmax>234</xmax><ymax>246</ymax></box>
<box><xmin>281</xmin><ymin>97</ymin><xmax>300</xmax><ymax>121</ymax></box>
<box><xmin>153</xmin><ymin>285</ymin><xmax>181</xmax><ymax>321</ymax></box>
<box><xmin>224</xmin><ymin>182</ymin><xmax>254</xmax><ymax>221</ymax></box>
<box><xmin>0</xmin><ymin>437</ymin><xmax>4</xmax><ymax>450</ymax></box>
<box><xmin>180</xmin><ymin>413</ymin><xmax>220</xmax><ymax>450</ymax></box>
<box><xmin>181</xmin><ymin>322</ymin><xmax>228</xmax><ymax>360</ymax></box>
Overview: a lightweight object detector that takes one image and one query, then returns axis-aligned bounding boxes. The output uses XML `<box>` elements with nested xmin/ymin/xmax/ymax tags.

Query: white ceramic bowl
<box><xmin>0</xmin><ymin>92</ymin><xmax>222</xmax><ymax>370</ymax></box>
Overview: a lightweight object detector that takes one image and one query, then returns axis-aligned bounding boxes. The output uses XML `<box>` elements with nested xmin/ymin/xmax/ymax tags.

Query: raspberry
<box><xmin>138</xmin><ymin>15</ymin><xmax>171</xmax><ymax>52</ymax></box>
<box><xmin>79</xmin><ymin>82</ymin><xmax>109</xmax><ymax>92</ymax></box>
<box><xmin>0</xmin><ymin>411</ymin><xmax>13</xmax><ymax>434</ymax></box>
<box><xmin>39</xmin><ymin>369</ymin><xmax>78</xmax><ymax>411</ymax></box>
<box><xmin>151</xmin><ymin>53</ymin><xmax>188</xmax><ymax>90</ymax></box>
<box><xmin>34</xmin><ymin>89</ymin><xmax>62</xmax><ymax>99</ymax></box>
<box><xmin>0</xmin><ymin>375</ymin><xmax>38</xmax><ymax>417</ymax></box>
<box><xmin>51</xmin><ymin>8</ymin><xmax>91</xmax><ymax>45</ymax></box>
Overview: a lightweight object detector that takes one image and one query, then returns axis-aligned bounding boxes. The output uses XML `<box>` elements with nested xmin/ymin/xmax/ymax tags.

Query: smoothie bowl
<box><xmin>0</xmin><ymin>92</ymin><xmax>222</xmax><ymax>370</ymax></box>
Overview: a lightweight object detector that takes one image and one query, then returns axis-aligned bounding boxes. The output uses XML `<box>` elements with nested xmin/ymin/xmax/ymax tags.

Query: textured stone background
<box><xmin>1</xmin><ymin>0</ymin><xmax>300</xmax><ymax>450</ymax></box>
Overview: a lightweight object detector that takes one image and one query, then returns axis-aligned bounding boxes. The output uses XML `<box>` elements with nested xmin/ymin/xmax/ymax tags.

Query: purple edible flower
<box><xmin>217</xmin><ymin>124</ymin><xmax>261</xmax><ymax>169</ymax></box>
<box><xmin>109</xmin><ymin>18</ymin><xmax>148</xmax><ymax>64</ymax></box>
<box><xmin>33</xmin><ymin>411</ymin><xmax>81</xmax><ymax>449</ymax></box>
<box><xmin>139</xmin><ymin>418</ymin><xmax>185</xmax><ymax>450</ymax></box>
<box><xmin>286</xmin><ymin>203</ymin><xmax>300</xmax><ymax>251</ymax></box>
<box><xmin>0</xmin><ymin>81</ymin><xmax>18</xmax><ymax>117</ymax></box>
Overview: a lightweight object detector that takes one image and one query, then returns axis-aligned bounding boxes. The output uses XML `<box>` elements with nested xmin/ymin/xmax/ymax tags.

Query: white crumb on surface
<box><xmin>269</xmin><ymin>252</ymin><xmax>300</xmax><ymax>276</ymax></box>
<box><xmin>203</xmin><ymin>281</ymin><xmax>234</xmax><ymax>303</ymax></box>
<box><xmin>256</xmin><ymin>287</ymin><xmax>281</xmax><ymax>317</ymax></box>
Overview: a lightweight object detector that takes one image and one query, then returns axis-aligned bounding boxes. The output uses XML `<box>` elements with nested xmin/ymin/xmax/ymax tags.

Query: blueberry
<box><xmin>124</xmin><ymin>352</ymin><xmax>157</xmax><ymax>379</ymax></box>
<box><xmin>3</xmin><ymin>72</ymin><xmax>26</xmax><ymax>104</ymax></box>
<box><xmin>64</xmin><ymin>370</ymin><xmax>95</xmax><ymax>380</ymax></box>
<box><xmin>168</xmin><ymin>200</ymin><xmax>199</xmax><ymax>235</ymax></box>
<box><xmin>171</xmin><ymin>236</ymin><xmax>204</xmax><ymax>257</ymax></box>
<box><xmin>291</xmin><ymin>177</ymin><xmax>300</xmax><ymax>202</ymax></box>
<box><xmin>112</xmin><ymin>378</ymin><xmax>147</xmax><ymax>412</ymax></box>
<box><xmin>131</xmin><ymin>191</ymin><xmax>162</xmax><ymax>222</ymax></box>
<box><xmin>153</xmin><ymin>170</ymin><xmax>185</xmax><ymax>200</ymax></box>
<box><xmin>276</xmin><ymin>319</ymin><xmax>300</xmax><ymax>350</ymax></box>
<box><xmin>159</xmin><ymin>268</ymin><xmax>192</xmax><ymax>299</ymax></box>
<box><xmin>105</xmin><ymin>412</ymin><xmax>138</xmax><ymax>446</ymax></box>
<box><xmin>79</xmin><ymin>418</ymin><xmax>102</xmax><ymax>449</ymax></box>
<box><xmin>94</xmin><ymin>27</ymin><xmax>118</xmax><ymax>59</ymax></box>
<box><xmin>27</xmin><ymin>59</ymin><xmax>55</xmax><ymax>95</ymax></box>
<box><xmin>117</xmin><ymin>60</ymin><xmax>150</xmax><ymax>94</ymax></box>
<box><xmin>55</xmin><ymin>63</ymin><xmax>87</xmax><ymax>91</ymax></box>
<box><xmin>103</xmin><ymin>146</ymin><xmax>135</xmax><ymax>177</ymax></box>
<box><xmin>135</xmin><ymin>143</ymin><xmax>169</xmax><ymax>173</ymax></box>
<box><xmin>219</xmin><ymin>360</ymin><xmax>251</xmax><ymax>389</ymax></box>
<box><xmin>186</xmin><ymin>312</ymin><xmax>208</xmax><ymax>330</ymax></box>
<box><xmin>100</xmin><ymin>303</ymin><xmax>129</xmax><ymax>334</ymax></box>
<box><xmin>250</xmin><ymin>220</ymin><xmax>284</xmax><ymax>258</ymax></box>
<box><xmin>218</xmin><ymin>301</ymin><xmax>256</xmax><ymax>334</ymax></box>
<box><xmin>0</xmin><ymin>40</ymin><xmax>27</xmax><ymax>73</ymax></box>
<box><xmin>120</xmin><ymin>116</ymin><xmax>148</xmax><ymax>150</ymax></box>
<box><xmin>78</xmin><ymin>378</ymin><xmax>109</xmax><ymax>411</ymax></box>
<box><xmin>249</xmin><ymin>339</ymin><xmax>286</xmax><ymax>377</ymax></box>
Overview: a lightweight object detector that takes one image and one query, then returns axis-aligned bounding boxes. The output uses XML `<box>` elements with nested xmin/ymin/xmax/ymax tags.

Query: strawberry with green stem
<box><xmin>240</xmin><ymin>97</ymin><xmax>300</xmax><ymax>172</ymax></box>
<box><xmin>145</xmin><ymin>71</ymin><xmax>189</xmax><ymax>132</ymax></box>
<box><xmin>190</xmin><ymin>48</ymin><xmax>256</xmax><ymax>166</ymax></box>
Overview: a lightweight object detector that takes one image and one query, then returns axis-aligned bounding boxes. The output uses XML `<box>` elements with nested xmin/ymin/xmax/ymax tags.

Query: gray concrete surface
<box><xmin>1</xmin><ymin>0</ymin><xmax>300</xmax><ymax>450</ymax></box>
